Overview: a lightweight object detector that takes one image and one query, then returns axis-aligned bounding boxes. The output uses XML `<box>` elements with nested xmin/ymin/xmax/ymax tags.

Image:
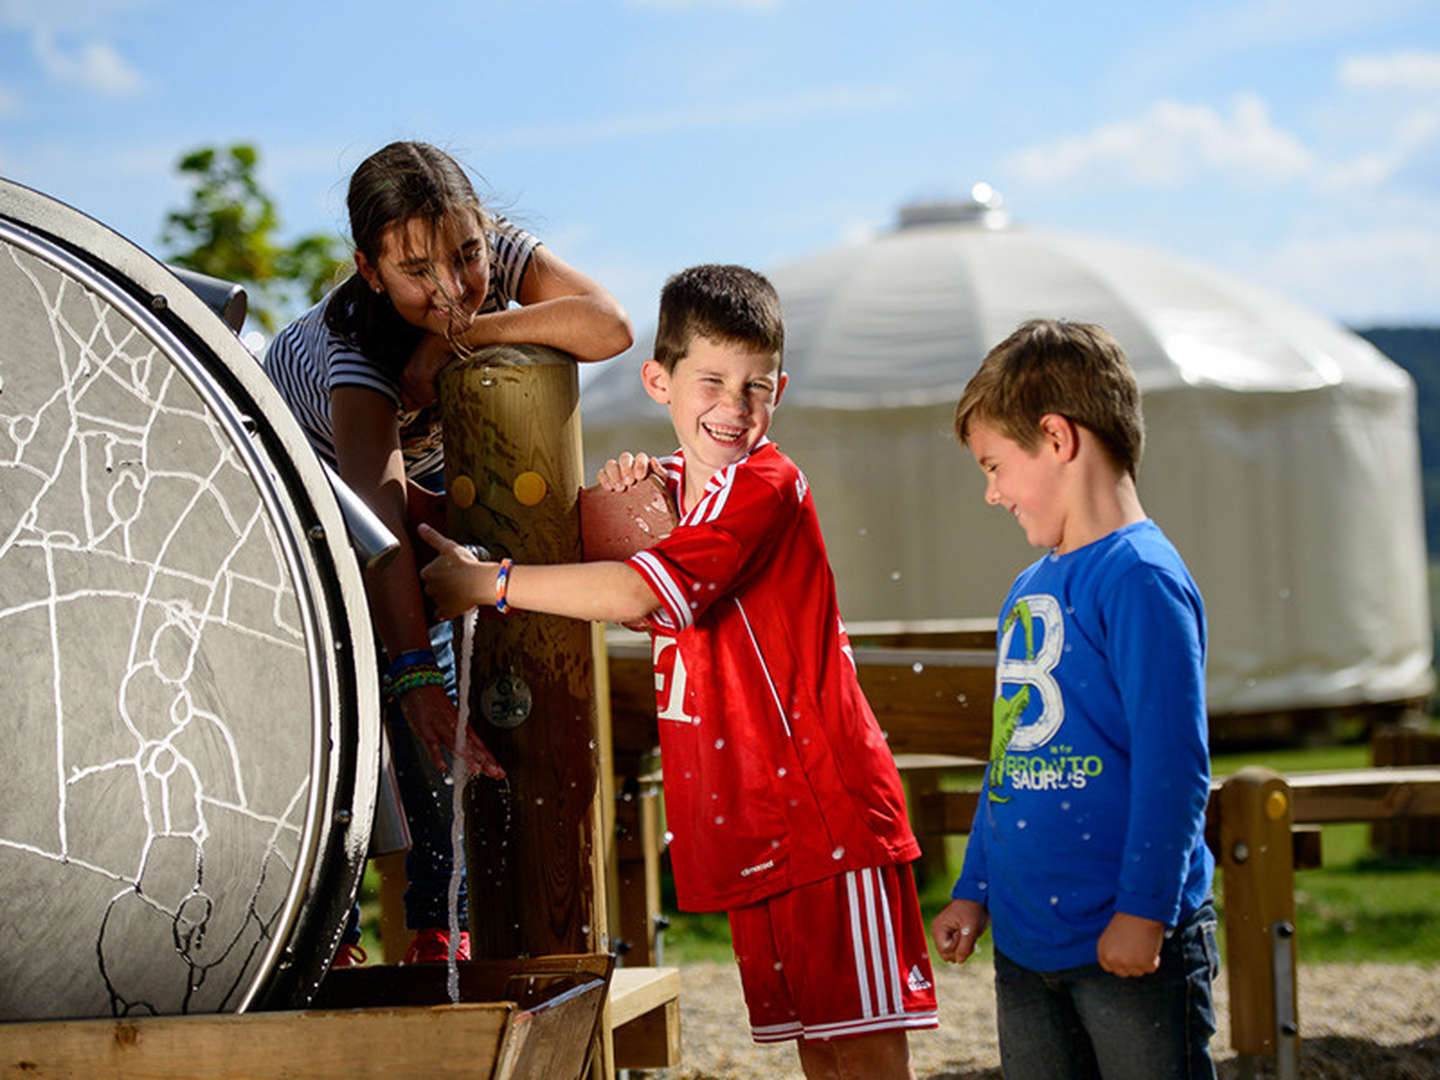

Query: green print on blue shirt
<box><xmin>987</xmin><ymin>593</ymin><xmax>1082</xmax><ymax>801</ymax></box>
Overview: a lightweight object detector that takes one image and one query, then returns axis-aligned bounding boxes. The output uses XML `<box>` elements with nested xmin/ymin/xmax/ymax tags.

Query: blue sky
<box><xmin>3</xmin><ymin>0</ymin><xmax>1439</xmax><ymax>343</ymax></box>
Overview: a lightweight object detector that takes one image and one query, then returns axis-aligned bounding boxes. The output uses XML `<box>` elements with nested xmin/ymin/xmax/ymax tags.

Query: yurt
<box><xmin>580</xmin><ymin>193</ymin><xmax>1433</xmax><ymax>719</ymax></box>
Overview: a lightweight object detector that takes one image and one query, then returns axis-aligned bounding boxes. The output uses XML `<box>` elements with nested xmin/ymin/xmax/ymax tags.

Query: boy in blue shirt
<box><xmin>930</xmin><ymin>319</ymin><xmax>1218</xmax><ymax>1079</ymax></box>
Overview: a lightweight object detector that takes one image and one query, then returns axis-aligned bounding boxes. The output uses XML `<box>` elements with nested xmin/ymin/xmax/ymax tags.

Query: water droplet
<box><xmin>714</xmin><ymin>737</ymin><xmax>726</xmax><ymax>749</ymax></box>
<box><xmin>1017</xmin><ymin>819</ymin><xmax>1028</xmax><ymax>829</ymax></box>
<box><xmin>978</xmin><ymin>881</ymin><xmax>988</xmax><ymax>891</ymax></box>
<box><xmin>1049</xmin><ymin>895</ymin><xmax>1059</xmax><ymax>905</ymax></box>
<box><xmin>911</xmin><ymin>662</ymin><xmax>924</xmax><ymax>674</ymax></box>
<box><xmin>889</xmin><ymin>570</ymin><xmax>902</xmax><ymax>582</ymax></box>
<box><xmin>581</xmin><ymin>924</ymin><xmax>591</xmax><ymax>934</ymax></box>
<box><xmin>535</xmin><ymin>797</ymin><xmax>544</xmax><ymax>806</ymax></box>
<box><xmin>663</xmin><ymin>830</ymin><xmax>675</xmax><ymax>844</ymax></box>
<box><xmin>776</xmin><ymin>767</ymin><xmax>787</xmax><ymax>777</ymax></box>
<box><xmin>773</xmin><ymin>961</ymin><xmax>784</xmax><ymax>970</ymax></box>
<box><xmin>1278</xmin><ymin>588</ymin><xmax>1291</xmax><ymax>600</ymax></box>
<box><xmin>858</xmin><ymin>527</ymin><xmax>868</xmax><ymax>537</ymax></box>
<box><xmin>1060</xmin><ymin>801</ymin><xmax>1071</xmax><ymax>811</ymax></box>
<box><xmin>957</xmin><ymin>694</ymin><xmax>968</xmax><ymax>705</ymax></box>
<box><xmin>714</xmin><ymin>815</ymin><xmax>725</xmax><ymax>825</ymax></box>
<box><xmin>831</xmin><ymin>846</ymin><xmax>845</xmax><ymax>859</ymax></box>
<box><xmin>1082</xmin><ymin>832</ymin><xmax>1091</xmax><ymax>841</ymax></box>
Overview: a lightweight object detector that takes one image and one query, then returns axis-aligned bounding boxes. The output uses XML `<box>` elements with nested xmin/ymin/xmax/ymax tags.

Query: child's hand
<box><xmin>930</xmin><ymin>898</ymin><xmax>988</xmax><ymax>964</ymax></box>
<box><xmin>399</xmin><ymin>683</ymin><xmax>505</xmax><ymax>780</ymax></box>
<box><xmin>417</xmin><ymin>523</ymin><xmax>492</xmax><ymax>620</ymax></box>
<box><xmin>596</xmin><ymin>451</ymin><xmax>654</xmax><ymax>492</ymax></box>
<box><xmin>1096</xmin><ymin>912</ymin><xmax>1164</xmax><ymax>977</ymax></box>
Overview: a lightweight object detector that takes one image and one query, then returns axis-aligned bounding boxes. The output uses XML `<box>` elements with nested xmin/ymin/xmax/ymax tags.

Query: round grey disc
<box><xmin>0</xmin><ymin>180</ymin><xmax>379</xmax><ymax>1021</ymax></box>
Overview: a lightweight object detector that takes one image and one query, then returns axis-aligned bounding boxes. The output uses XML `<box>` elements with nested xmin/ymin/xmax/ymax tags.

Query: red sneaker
<box><xmin>332</xmin><ymin>942</ymin><xmax>368</xmax><ymax>968</ymax></box>
<box><xmin>402</xmin><ymin>928</ymin><xmax>471</xmax><ymax>964</ymax></box>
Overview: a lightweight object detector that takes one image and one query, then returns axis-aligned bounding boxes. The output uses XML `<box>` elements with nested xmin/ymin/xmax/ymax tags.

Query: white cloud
<box><xmin>1340</xmin><ymin>49</ymin><xmax>1440</xmax><ymax>90</ymax></box>
<box><xmin>2</xmin><ymin>1</ymin><xmax>148</xmax><ymax>97</ymax></box>
<box><xmin>1257</xmin><ymin>224</ymin><xmax>1440</xmax><ymax>324</ymax></box>
<box><xmin>1007</xmin><ymin>94</ymin><xmax>1313</xmax><ymax>187</ymax></box>
<box><xmin>32</xmin><ymin>31</ymin><xmax>142</xmax><ymax>95</ymax></box>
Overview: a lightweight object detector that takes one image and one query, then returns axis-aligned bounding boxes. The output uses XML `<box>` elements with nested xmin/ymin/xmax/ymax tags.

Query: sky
<box><xmin>2</xmin><ymin>0</ymin><xmax>1439</xmax><ymax>351</ymax></box>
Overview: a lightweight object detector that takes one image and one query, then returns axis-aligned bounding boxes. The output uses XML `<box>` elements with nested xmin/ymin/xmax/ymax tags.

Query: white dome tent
<box><xmin>581</xmin><ymin>194</ymin><xmax>1433</xmax><ymax>719</ymax></box>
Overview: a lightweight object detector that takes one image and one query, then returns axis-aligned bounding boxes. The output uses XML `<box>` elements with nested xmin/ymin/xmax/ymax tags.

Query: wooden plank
<box><xmin>492</xmin><ymin>979</ymin><xmax>608</xmax><ymax>1080</ymax></box>
<box><xmin>608</xmin><ymin>967</ymin><xmax>680</xmax><ymax>1028</ymax></box>
<box><xmin>312</xmin><ymin>954</ymin><xmax>613</xmax><ymax>1012</ymax></box>
<box><xmin>1280</xmin><ymin>767</ymin><xmax>1440</xmax><ymax>823</ymax></box>
<box><xmin>850</xmin><ymin>648</ymin><xmax>994</xmax><ymax>760</ymax></box>
<box><xmin>614</xmin><ymin>786</ymin><xmax>663</xmax><ymax>966</ymax></box>
<box><xmin>0</xmin><ymin>1005</ymin><xmax>511</xmax><ymax>1080</ymax></box>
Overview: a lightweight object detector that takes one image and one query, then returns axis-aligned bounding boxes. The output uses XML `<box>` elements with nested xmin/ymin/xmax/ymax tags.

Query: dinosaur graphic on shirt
<box><xmin>987</xmin><ymin>599</ymin><xmax>1035</xmax><ymax>803</ymax></box>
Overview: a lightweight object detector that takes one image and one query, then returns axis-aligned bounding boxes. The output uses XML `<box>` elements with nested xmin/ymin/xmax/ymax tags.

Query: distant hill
<box><xmin>1354</xmin><ymin>327</ymin><xmax>1440</xmax><ymax>556</ymax></box>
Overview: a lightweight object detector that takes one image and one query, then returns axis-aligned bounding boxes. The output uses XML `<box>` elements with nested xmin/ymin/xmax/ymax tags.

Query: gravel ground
<box><xmin>633</xmin><ymin>962</ymin><xmax>1440</xmax><ymax>1079</ymax></box>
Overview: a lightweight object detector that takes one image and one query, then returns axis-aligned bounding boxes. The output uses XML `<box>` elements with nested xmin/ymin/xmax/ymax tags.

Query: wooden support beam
<box><xmin>1282</xmin><ymin>766</ymin><xmax>1440</xmax><ymax>823</ymax></box>
<box><xmin>1217</xmin><ymin>768</ymin><xmax>1299</xmax><ymax>1060</ymax></box>
<box><xmin>614</xmin><ymin>785</ymin><xmax>664</xmax><ymax>966</ymax></box>
<box><xmin>437</xmin><ymin>345</ymin><xmax>611</xmax><ymax>1076</ymax></box>
<box><xmin>610</xmin><ymin>967</ymin><xmax>682</xmax><ymax>1071</ymax></box>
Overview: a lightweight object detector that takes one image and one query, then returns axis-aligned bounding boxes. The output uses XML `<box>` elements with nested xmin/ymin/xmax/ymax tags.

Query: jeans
<box><xmin>994</xmin><ymin>900</ymin><xmax>1219</xmax><ymax>1080</ymax></box>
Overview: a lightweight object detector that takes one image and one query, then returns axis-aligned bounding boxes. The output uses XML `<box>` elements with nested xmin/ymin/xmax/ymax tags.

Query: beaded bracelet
<box><xmin>386</xmin><ymin>648</ymin><xmax>437</xmax><ymax>681</ymax></box>
<box><xmin>388</xmin><ymin>665</ymin><xmax>445</xmax><ymax>702</ymax></box>
<box><xmin>494</xmin><ymin>557</ymin><xmax>514</xmax><ymax>615</ymax></box>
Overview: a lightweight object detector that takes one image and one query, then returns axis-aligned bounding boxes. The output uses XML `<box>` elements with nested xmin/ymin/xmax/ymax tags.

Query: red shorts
<box><xmin>727</xmin><ymin>862</ymin><xmax>939</xmax><ymax>1043</ymax></box>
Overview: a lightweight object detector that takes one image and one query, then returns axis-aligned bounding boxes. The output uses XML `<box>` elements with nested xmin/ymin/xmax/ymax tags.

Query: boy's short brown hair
<box><xmin>954</xmin><ymin>318</ymin><xmax>1144</xmax><ymax>478</ymax></box>
<box><xmin>653</xmin><ymin>264</ymin><xmax>785</xmax><ymax>372</ymax></box>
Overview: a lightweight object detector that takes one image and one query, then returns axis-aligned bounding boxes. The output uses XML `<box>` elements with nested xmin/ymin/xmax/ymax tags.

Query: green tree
<box><xmin>161</xmin><ymin>144</ymin><xmax>346</xmax><ymax>331</ymax></box>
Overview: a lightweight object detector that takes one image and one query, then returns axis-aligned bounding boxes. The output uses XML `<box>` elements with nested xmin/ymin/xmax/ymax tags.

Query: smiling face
<box><xmin>356</xmin><ymin>210</ymin><xmax>490</xmax><ymax>338</ymax></box>
<box><xmin>642</xmin><ymin>335</ymin><xmax>787</xmax><ymax>501</ymax></box>
<box><xmin>968</xmin><ymin>417</ymin><xmax>1069</xmax><ymax>552</ymax></box>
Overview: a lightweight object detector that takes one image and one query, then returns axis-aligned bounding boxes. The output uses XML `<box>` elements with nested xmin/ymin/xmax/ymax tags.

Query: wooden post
<box><xmin>1218</xmin><ymin>767</ymin><xmax>1299</xmax><ymax>1066</ymax></box>
<box><xmin>437</xmin><ymin>344</ymin><xmax>611</xmax><ymax>1070</ymax></box>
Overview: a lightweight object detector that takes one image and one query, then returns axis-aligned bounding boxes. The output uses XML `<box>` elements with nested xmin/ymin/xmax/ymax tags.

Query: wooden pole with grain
<box><xmin>437</xmin><ymin>343</ymin><xmax>611</xmax><ymax>1069</ymax></box>
<box><xmin>1219</xmin><ymin>766</ymin><xmax>1300</xmax><ymax>1075</ymax></box>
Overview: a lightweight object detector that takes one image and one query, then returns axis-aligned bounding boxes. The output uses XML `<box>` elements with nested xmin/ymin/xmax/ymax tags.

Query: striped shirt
<box><xmin>262</xmin><ymin>218</ymin><xmax>539</xmax><ymax>483</ymax></box>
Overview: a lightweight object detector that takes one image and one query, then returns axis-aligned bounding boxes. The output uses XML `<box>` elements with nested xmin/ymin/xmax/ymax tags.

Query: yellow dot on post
<box><xmin>450</xmin><ymin>475</ymin><xmax>476</xmax><ymax>509</ymax></box>
<box><xmin>513</xmin><ymin>470</ymin><xmax>547</xmax><ymax>507</ymax></box>
<box><xmin>1264</xmin><ymin>788</ymin><xmax>1289</xmax><ymax>821</ymax></box>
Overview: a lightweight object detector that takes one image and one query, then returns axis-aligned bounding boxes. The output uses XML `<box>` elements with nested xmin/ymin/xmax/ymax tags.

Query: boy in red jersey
<box><xmin>420</xmin><ymin>264</ymin><xmax>936</xmax><ymax>1078</ymax></box>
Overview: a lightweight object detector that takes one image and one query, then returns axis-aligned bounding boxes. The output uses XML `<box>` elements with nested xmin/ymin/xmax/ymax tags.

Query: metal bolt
<box><xmin>150</xmin><ymin>294</ymin><xmax>168</xmax><ymax>311</ymax></box>
<box><xmin>334</xmin><ymin>808</ymin><xmax>352</xmax><ymax>825</ymax></box>
<box><xmin>307</xmin><ymin>525</ymin><xmax>325</xmax><ymax>542</ymax></box>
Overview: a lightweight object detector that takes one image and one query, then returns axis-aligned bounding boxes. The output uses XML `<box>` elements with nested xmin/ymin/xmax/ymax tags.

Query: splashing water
<box><xmin>446</xmin><ymin>611</ymin><xmax>478</xmax><ymax>1004</ymax></box>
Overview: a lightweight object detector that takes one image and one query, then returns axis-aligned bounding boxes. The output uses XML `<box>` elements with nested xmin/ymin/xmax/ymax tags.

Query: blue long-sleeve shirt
<box><xmin>953</xmin><ymin>519</ymin><xmax>1214</xmax><ymax>972</ymax></box>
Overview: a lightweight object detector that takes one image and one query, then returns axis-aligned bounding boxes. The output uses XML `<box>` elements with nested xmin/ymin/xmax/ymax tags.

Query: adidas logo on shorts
<box><xmin>907</xmin><ymin>964</ymin><xmax>932</xmax><ymax>992</ymax></box>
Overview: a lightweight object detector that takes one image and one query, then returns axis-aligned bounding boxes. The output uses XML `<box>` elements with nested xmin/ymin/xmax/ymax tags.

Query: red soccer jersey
<box><xmin>626</xmin><ymin>441</ymin><xmax>918</xmax><ymax>912</ymax></box>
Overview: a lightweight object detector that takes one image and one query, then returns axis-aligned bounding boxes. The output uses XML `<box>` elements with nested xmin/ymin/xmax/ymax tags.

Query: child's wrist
<box><xmin>494</xmin><ymin>558</ymin><xmax>513</xmax><ymax>614</ymax></box>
